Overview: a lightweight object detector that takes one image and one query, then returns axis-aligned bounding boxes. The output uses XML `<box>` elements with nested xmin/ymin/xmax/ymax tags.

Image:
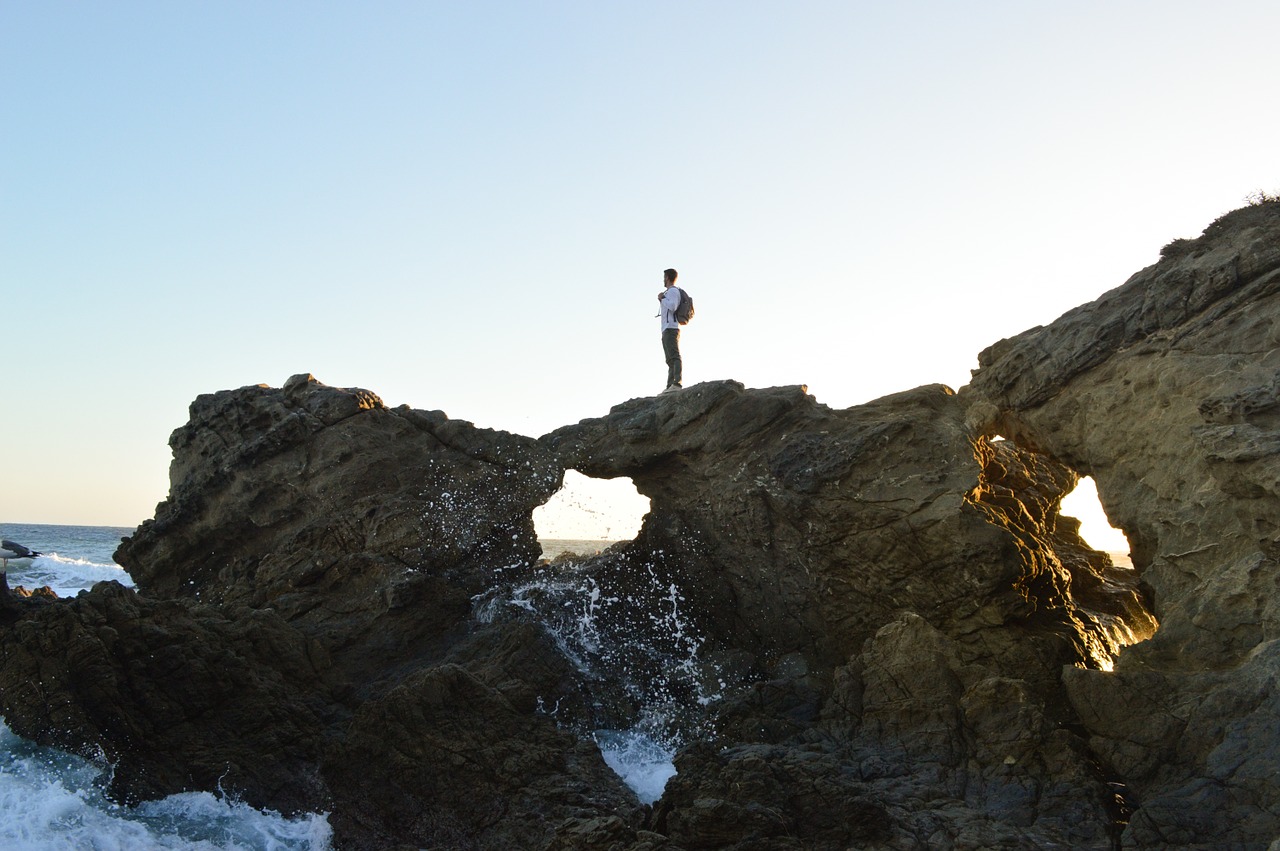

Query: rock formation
<box><xmin>0</xmin><ymin>201</ymin><xmax>1275</xmax><ymax>849</ymax></box>
<box><xmin>965</xmin><ymin>199</ymin><xmax>1280</xmax><ymax>848</ymax></box>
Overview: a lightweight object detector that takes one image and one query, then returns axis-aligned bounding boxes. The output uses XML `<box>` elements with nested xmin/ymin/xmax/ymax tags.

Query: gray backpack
<box><xmin>675</xmin><ymin>288</ymin><xmax>695</xmax><ymax>324</ymax></box>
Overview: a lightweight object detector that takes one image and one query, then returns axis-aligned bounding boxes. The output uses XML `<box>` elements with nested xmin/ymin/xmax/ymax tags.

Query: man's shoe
<box><xmin>661</xmin><ymin>384</ymin><xmax>682</xmax><ymax>395</ymax></box>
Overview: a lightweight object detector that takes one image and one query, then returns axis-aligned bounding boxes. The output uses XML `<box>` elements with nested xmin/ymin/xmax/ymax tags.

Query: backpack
<box><xmin>675</xmin><ymin>288</ymin><xmax>695</xmax><ymax>324</ymax></box>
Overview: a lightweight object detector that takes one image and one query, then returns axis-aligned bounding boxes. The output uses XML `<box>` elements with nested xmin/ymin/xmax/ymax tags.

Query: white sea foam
<box><xmin>0</xmin><ymin>721</ymin><xmax>330</xmax><ymax>851</ymax></box>
<box><xmin>477</xmin><ymin>546</ymin><xmax>718</xmax><ymax>804</ymax></box>
<box><xmin>12</xmin><ymin>553</ymin><xmax>135</xmax><ymax>598</ymax></box>
<box><xmin>594</xmin><ymin>730</ymin><xmax>677</xmax><ymax>805</ymax></box>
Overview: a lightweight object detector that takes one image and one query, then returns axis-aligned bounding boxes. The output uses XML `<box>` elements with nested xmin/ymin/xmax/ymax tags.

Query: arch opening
<box><xmin>532</xmin><ymin>470</ymin><xmax>651</xmax><ymax>561</ymax></box>
<box><xmin>1060</xmin><ymin>476</ymin><xmax>1132</xmax><ymax>567</ymax></box>
<box><xmin>524</xmin><ymin>472</ymin><xmax>683</xmax><ymax>802</ymax></box>
<box><xmin>972</xmin><ymin>435</ymin><xmax>1156</xmax><ymax>670</ymax></box>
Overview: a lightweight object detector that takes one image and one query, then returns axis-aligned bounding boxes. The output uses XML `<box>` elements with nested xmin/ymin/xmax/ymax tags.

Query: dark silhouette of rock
<box><xmin>0</xmin><ymin>201</ymin><xmax>1274</xmax><ymax>849</ymax></box>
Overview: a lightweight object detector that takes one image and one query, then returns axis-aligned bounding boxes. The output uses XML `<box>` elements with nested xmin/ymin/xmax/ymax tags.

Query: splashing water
<box><xmin>476</xmin><ymin>546</ymin><xmax>725</xmax><ymax>802</ymax></box>
<box><xmin>593</xmin><ymin>730</ymin><xmax>677</xmax><ymax>805</ymax></box>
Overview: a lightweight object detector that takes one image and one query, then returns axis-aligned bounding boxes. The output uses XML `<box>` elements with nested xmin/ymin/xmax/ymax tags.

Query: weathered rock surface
<box><xmin>540</xmin><ymin>383</ymin><xmax>1147</xmax><ymax>848</ymax></box>
<box><xmin>0</xmin><ymin>375</ymin><xmax>637</xmax><ymax>848</ymax></box>
<box><xmin>0</xmin><ymin>202</ymin><xmax>1274</xmax><ymax>850</ymax></box>
<box><xmin>543</xmin><ymin>379</ymin><xmax>1151</xmax><ymax>684</ymax></box>
<box><xmin>119</xmin><ymin>373</ymin><xmax>563</xmax><ymax>698</ymax></box>
<box><xmin>965</xmin><ymin>199</ymin><xmax>1280</xmax><ymax>848</ymax></box>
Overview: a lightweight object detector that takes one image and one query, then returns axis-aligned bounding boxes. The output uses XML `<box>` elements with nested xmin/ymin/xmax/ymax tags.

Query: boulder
<box><xmin>324</xmin><ymin>662</ymin><xmax>635</xmax><ymax>850</ymax></box>
<box><xmin>0</xmin><ymin>581</ymin><xmax>332</xmax><ymax>812</ymax></box>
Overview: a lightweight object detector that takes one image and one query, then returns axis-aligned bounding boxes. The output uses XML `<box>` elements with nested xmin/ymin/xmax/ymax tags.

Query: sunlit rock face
<box><xmin>965</xmin><ymin>199</ymin><xmax>1280</xmax><ymax>847</ymax></box>
<box><xmin>0</xmin><ymin>202</ymin><xmax>1273</xmax><ymax>850</ymax></box>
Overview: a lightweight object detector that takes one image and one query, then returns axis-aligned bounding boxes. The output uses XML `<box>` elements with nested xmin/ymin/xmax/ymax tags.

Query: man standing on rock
<box><xmin>658</xmin><ymin>268</ymin><xmax>683</xmax><ymax>394</ymax></box>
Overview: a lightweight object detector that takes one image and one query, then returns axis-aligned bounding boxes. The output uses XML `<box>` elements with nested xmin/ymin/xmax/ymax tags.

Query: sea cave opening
<box><xmin>978</xmin><ymin>435</ymin><xmax>1155</xmax><ymax>669</ymax></box>
<box><xmin>532</xmin><ymin>469</ymin><xmax>651</xmax><ymax>561</ymax></box>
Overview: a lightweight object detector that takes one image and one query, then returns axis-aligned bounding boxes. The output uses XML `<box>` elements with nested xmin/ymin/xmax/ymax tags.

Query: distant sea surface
<box><xmin>0</xmin><ymin>526</ymin><xmax>623</xmax><ymax>590</ymax></box>
<box><xmin>1</xmin><ymin>522</ymin><xmax>135</xmax><ymax>596</ymax></box>
<box><xmin>539</xmin><ymin>538</ymin><xmax>622</xmax><ymax>562</ymax></box>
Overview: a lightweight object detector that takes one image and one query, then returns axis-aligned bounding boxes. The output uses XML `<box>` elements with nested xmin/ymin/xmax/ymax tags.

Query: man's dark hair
<box><xmin>664</xmin><ymin>268</ymin><xmax>678</xmax><ymax>283</ymax></box>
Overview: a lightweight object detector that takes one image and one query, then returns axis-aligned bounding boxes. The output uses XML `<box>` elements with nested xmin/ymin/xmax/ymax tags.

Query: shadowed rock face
<box><xmin>119</xmin><ymin>373</ymin><xmax>564</xmax><ymax>697</ymax></box>
<box><xmin>0</xmin><ymin>375</ymin><xmax>639</xmax><ymax>845</ymax></box>
<box><xmin>0</xmin><ymin>582</ymin><xmax>333</xmax><ymax>811</ymax></box>
<box><xmin>0</xmin><ymin>203</ymin><xmax>1275</xmax><ymax>849</ymax></box>
<box><xmin>541</xmin><ymin>382</ymin><xmax>1151</xmax><ymax>848</ymax></box>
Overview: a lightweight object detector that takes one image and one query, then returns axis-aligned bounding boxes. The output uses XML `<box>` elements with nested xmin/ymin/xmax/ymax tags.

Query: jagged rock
<box><xmin>656</xmin><ymin>740</ymin><xmax>894</xmax><ymax>849</ymax></box>
<box><xmin>323</xmin><ymin>663</ymin><xmax>635</xmax><ymax>850</ymax></box>
<box><xmin>538</xmin><ymin>381</ymin><xmax>1148</xmax><ymax>847</ymax></box>
<box><xmin>542</xmin><ymin>381</ymin><xmax>1148</xmax><ymax>686</ymax></box>
<box><xmin>0</xmin><ymin>581</ymin><xmax>332</xmax><ymax>812</ymax></box>
<box><xmin>821</xmin><ymin>613</ymin><xmax>1120</xmax><ymax>848</ymax></box>
<box><xmin>1</xmin><ymin>375</ymin><xmax>620</xmax><ymax>847</ymax></box>
<box><xmin>1</xmin><ymin>373</ymin><xmax>1154</xmax><ymax>848</ymax></box>
<box><xmin>116</xmin><ymin>373</ymin><xmax>563</xmax><ymax>696</ymax></box>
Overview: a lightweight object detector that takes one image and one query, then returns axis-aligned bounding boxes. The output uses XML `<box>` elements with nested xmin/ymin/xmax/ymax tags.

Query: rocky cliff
<box><xmin>0</xmin><ymin>201</ymin><xmax>1275</xmax><ymax>850</ymax></box>
<box><xmin>964</xmin><ymin>199</ymin><xmax>1280</xmax><ymax>847</ymax></box>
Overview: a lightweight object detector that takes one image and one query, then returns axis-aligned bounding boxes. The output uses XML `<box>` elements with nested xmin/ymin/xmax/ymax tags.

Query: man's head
<box><xmin>664</xmin><ymin>268</ymin><xmax>678</xmax><ymax>286</ymax></box>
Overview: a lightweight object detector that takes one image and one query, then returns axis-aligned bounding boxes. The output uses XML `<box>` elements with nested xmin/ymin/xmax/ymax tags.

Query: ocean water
<box><xmin>537</xmin><ymin>542</ymin><xmax>684</xmax><ymax>802</ymax></box>
<box><xmin>0</xmin><ymin>524</ymin><xmax>332</xmax><ymax>851</ymax></box>
<box><xmin>1</xmin><ymin>523</ymin><xmax>136</xmax><ymax>597</ymax></box>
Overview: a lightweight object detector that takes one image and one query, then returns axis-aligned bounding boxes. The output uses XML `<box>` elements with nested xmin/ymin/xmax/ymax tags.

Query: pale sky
<box><xmin>4</xmin><ymin>2</ymin><xmax>1277</xmax><ymax>547</ymax></box>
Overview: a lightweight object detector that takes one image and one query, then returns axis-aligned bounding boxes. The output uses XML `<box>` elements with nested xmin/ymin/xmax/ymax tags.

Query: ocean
<box><xmin>0</xmin><ymin>525</ymin><xmax>671</xmax><ymax>849</ymax></box>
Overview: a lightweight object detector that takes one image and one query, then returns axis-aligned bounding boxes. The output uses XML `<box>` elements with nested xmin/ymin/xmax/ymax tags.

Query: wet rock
<box><xmin>0</xmin><ymin>581</ymin><xmax>331</xmax><ymax>812</ymax></box>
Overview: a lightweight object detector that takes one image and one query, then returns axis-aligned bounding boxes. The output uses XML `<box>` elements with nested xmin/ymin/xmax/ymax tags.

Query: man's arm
<box><xmin>661</xmin><ymin>287</ymin><xmax>681</xmax><ymax>312</ymax></box>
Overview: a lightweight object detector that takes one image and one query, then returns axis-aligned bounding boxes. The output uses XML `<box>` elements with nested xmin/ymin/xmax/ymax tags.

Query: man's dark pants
<box><xmin>662</xmin><ymin>327</ymin><xmax>682</xmax><ymax>388</ymax></box>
